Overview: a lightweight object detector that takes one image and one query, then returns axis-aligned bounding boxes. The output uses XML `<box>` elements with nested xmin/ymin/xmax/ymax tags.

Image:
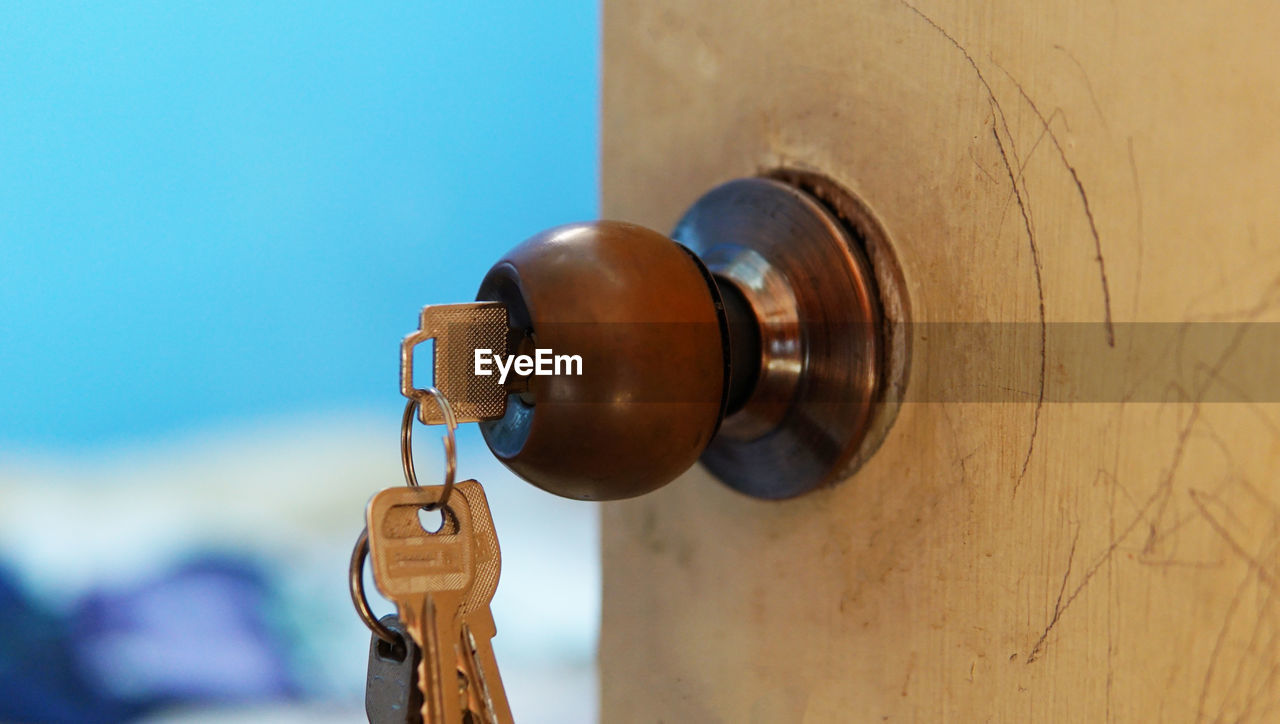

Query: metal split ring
<box><xmin>349</xmin><ymin>526</ymin><xmax>398</xmax><ymax>645</ymax></box>
<box><xmin>401</xmin><ymin>386</ymin><xmax>458</xmax><ymax>510</ymax></box>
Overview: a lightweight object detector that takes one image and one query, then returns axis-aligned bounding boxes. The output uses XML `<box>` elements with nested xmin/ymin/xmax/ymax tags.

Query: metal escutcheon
<box><xmin>675</xmin><ymin>177</ymin><xmax>886</xmax><ymax>499</ymax></box>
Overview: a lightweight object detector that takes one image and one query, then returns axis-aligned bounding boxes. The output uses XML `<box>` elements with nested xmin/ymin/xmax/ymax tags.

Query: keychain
<box><xmin>350</xmin><ymin>387</ymin><xmax>513</xmax><ymax>723</ymax></box>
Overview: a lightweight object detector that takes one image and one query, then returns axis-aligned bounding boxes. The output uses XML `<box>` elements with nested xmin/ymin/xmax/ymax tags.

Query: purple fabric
<box><xmin>70</xmin><ymin>556</ymin><xmax>300</xmax><ymax>710</ymax></box>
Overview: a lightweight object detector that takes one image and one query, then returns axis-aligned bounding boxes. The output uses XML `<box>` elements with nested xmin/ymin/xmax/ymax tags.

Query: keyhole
<box><xmin>418</xmin><ymin>506</ymin><xmax>445</xmax><ymax>534</ymax></box>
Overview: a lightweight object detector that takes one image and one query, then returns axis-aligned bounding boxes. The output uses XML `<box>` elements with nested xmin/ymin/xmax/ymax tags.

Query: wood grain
<box><xmin>601</xmin><ymin>1</ymin><xmax>1280</xmax><ymax>721</ymax></box>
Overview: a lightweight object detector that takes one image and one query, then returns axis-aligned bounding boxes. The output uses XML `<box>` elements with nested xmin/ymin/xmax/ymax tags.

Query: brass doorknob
<box><xmin>413</xmin><ymin>176</ymin><xmax>890</xmax><ymax>500</ymax></box>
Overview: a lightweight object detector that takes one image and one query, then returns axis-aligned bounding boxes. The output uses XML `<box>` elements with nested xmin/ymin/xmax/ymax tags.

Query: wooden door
<box><xmin>600</xmin><ymin>1</ymin><xmax>1280</xmax><ymax>721</ymax></box>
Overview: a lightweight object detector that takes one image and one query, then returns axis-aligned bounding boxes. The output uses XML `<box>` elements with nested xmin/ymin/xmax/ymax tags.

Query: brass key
<box><xmin>401</xmin><ymin>302</ymin><xmax>512</xmax><ymax>425</ymax></box>
<box><xmin>367</xmin><ymin>484</ymin><xmax>476</xmax><ymax>723</ymax></box>
<box><xmin>454</xmin><ymin>480</ymin><xmax>513</xmax><ymax>723</ymax></box>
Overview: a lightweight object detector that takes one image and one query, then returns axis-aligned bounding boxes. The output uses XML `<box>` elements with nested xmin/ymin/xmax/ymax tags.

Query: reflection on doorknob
<box><xmin>408</xmin><ymin>174</ymin><xmax>904</xmax><ymax>501</ymax></box>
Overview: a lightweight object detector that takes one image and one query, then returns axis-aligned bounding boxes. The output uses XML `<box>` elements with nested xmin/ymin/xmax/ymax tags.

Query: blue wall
<box><xmin>0</xmin><ymin>1</ymin><xmax>600</xmax><ymax>449</ymax></box>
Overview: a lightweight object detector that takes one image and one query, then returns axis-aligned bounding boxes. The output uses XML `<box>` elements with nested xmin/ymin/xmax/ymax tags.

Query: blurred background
<box><xmin>0</xmin><ymin>2</ymin><xmax>599</xmax><ymax>722</ymax></box>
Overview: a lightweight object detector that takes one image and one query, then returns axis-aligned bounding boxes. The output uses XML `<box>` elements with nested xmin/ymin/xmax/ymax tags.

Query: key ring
<box><xmin>353</xmin><ymin>387</ymin><xmax>460</xmax><ymax>645</ymax></box>
<box><xmin>401</xmin><ymin>386</ymin><xmax>458</xmax><ymax>510</ymax></box>
<box><xmin>349</xmin><ymin>526</ymin><xmax>398</xmax><ymax>645</ymax></box>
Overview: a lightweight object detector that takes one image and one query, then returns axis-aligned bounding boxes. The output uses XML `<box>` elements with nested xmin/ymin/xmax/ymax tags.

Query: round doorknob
<box><xmin>468</xmin><ymin>176</ymin><xmax>889</xmax><ymax>501</ymax></box>
<box><xmin>475</xmin><ymin>221</ymin><xmax>727</xmax><ymax>500</ymax></box>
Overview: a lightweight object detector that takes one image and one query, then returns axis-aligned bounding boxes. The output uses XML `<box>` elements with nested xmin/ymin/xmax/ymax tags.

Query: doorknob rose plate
<box><xmin>674</xmin><ymin>177</ymin><xmax>886</xmax><ymax>499</ymax></box>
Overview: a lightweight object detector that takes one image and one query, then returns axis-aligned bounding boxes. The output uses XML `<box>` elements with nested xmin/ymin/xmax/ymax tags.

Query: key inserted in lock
<box><xmin>400</xmin><ymin>303</ymin><xmax>513</xmax><ymax>425</ymax></box>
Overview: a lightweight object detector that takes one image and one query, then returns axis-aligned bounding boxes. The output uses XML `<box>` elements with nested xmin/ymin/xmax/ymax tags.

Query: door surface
<box><xmin>600</xmin><ymin>1</ymin><xmax>1280</xmax><ymax>721</ymax></box>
